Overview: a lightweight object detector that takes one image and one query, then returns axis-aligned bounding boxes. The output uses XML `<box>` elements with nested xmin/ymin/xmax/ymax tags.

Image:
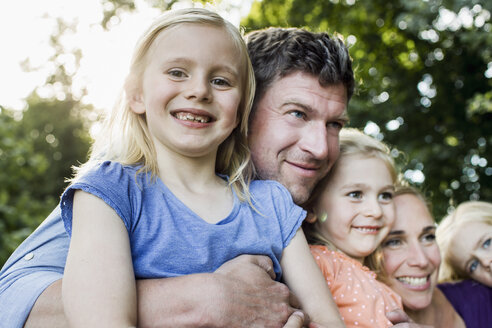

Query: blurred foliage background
<box><xmin>1</xmin><ymin>0</ymin><xmax>491</xmax><ymax>265</ymax></box>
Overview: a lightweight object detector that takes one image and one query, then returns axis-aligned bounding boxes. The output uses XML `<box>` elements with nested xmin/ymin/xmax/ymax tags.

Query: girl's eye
<box><xmin>168</xmin><ymin>69</ymin><xmax>187</xmax><ymax>78</ymax></box>
<box><xmin>347</xmin><ymin>191</ymin><xmax>362</xmax><ymax>199</ymax></box>
<box><xmin>379</xmin><ymin>192</ymin><xmax>393</xmax><ymax>202</ymax></box>
<box><xmin>469</xmin><ymin>260</ymin><xmax>479</xmax><ymax>273</ymax></box>
<box><xmin>211</xmin><ymin>78</ymin><xmax>231</xmax><ymax>87</ymax></box>
<box><xmin>483</xmin><ymin>238</ymin><xmax>491</xmax><ymax>249</ymax></box>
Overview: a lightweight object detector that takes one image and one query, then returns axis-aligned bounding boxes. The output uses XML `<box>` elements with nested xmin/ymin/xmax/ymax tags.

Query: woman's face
<box><xmin>381</xmin><ymin>193</ymin><xmax>441</xmax><ymax>310</ymax></box>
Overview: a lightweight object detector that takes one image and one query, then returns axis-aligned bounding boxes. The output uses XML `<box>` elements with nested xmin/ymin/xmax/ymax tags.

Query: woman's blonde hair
<box><xmin>303</xmin><ymin>128</ymin><xmax>398</xmax><ymax>250</ymax></box>
<box><xmin>436</xmin><ymin>200</ymin><xmax>492</xmax><ymax>282</ymax></box>
<box><xmin>365</xmin><ymin>185</ymin><xmax>432</xmax><ymax>282</ymax></box>
<box><xmin>71</xmin><ymin>8</ymin><xmax>256</xmax><ymax>201</ymax></box>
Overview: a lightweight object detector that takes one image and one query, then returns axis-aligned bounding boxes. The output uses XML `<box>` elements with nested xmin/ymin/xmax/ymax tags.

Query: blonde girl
<box><xmin>436</xmin><ymin>200</ymin><xmax>492</xmax><ymax>286</ymax></box>
<box><xmin>303</xmin><ymin>128</ymin><xmax>403</xmax><ymax>327</ymax></box>
<box><xmin>61</xmin><ymin>8</ymin><xmax>343</xmax><ymax>327</ymax></box>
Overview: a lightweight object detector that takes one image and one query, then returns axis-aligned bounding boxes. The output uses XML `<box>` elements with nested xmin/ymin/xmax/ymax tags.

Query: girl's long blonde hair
<box><xmin>71</xmin><ymin>8</ymin><xmax>256</xmax><ymax>202</ymax></box>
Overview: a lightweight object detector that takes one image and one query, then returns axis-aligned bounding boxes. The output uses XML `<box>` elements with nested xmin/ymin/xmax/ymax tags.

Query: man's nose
<box><xmin>299</xmin><ymin>123</ymin><xmax>329</xmax><ymax>160</ymax></box>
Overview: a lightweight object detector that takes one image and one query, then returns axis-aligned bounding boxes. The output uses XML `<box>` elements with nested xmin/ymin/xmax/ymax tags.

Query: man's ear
<box><xmin>125</xmin><ymin>75</ymin><xmax>145</xmax><ymax>114</ymax></box>
<box><xmin>305</xmin><ymin>211</ymin><xmax>318</xmax><ymax>224</ymax></box>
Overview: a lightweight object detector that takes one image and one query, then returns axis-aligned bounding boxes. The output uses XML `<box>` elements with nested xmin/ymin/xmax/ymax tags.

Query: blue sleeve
<box><xmin>60</xmin><ymin>161</ymin><xmax>140</xmax><ymax>236</ymax></box>
<box><xmin>254</xmin><ymin>180</ymin><xmax>306</xmax><ymax>248</ymax></box>
<box><xmin>0</xmin><ymin>206</ymin><xmax>67</xmax><ymax>328</ymax></box>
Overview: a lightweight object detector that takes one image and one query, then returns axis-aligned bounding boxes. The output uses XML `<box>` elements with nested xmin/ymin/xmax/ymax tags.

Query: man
<box><xmin>0</xmin><ymin>27</ymin><xmax>411</xmax><ymax>328</ymax></box>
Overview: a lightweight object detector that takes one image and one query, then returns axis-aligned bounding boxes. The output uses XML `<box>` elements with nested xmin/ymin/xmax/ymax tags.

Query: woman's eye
<box><xmin>348</xmin><ymin>191</ymin><xmax>362</xmax><ymax>199</ymax></box>
<box><xmin>469</xmin><ymin>260</ymin><xmax>479</xmax><ymax>273</ymax></box>
<box><xmin>211</xmin><ymin>78</ymin><xmax>231</xmax><ymax>87</ymax></box>
<box><xmin>421</xmin><ymin>233</ymin><xmax>436</xmax><ymax>244</ymax></box>
<box><xmin>383</xmin><ymin>238</ymin><xmax>402</xmax><ymax>248</ymax></box>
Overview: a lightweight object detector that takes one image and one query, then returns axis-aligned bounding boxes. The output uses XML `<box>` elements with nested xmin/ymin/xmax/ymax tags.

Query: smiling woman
<box><xmin>367</xmin><ymin>186</ymin><xmax>465</xmax><ymax>327</ymax></box>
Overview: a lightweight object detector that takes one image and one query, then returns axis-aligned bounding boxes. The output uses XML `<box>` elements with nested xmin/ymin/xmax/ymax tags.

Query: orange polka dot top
<box><xmin>310</xmin><ymin>245</ymin><xmax>402</xmax><ymax>328</ymax></box>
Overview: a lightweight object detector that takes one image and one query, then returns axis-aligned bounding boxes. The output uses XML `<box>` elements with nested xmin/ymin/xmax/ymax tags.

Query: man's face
<box><xmin>248</xmin><ymin>71</ymin><xmax>348</xmax><ymax>204</ymax></box>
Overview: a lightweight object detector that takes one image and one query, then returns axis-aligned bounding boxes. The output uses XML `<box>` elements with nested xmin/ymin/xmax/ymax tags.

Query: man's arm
<box><xmin>25</xmin><ymin>255</ymin><xmax>301</xmax><ymax>328</ymax></box>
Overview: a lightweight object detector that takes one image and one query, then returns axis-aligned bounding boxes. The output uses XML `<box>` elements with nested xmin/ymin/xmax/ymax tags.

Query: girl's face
<box><xmin>381</xmin><ymin>193</ymin><xmax>441</xmax><ymax>311</ymax></box>
<box><xmin>130</xmin><ymin>23</ymin><xmax>243</xmax><ymax>159</ymax></box>
<box><xmin>314</xmin><ymin>155</ymin><xmax>395</xmax><ymax>262</ymax></box>
<box><xmin>449</xmin><ymin>220</ymin><xmax>492</xmax><ymax>287</ymax></box>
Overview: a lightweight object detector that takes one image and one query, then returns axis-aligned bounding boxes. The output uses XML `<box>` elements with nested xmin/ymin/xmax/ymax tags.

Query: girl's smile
<box><xmin>313</xmin><ymin>154</ymin><xmax>395</xmax><ymax>263</ymax></box>
<box><xmin>128</xmin><ymin>23</ymin><xmax>242</xmax><ymax>160</ymax></box>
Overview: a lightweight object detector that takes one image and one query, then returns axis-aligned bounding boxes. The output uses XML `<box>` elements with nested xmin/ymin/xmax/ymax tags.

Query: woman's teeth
<box><xmin>397</xmin><ymin>276</ymin><xmax>428</xmax><ymax>286</ymax></box>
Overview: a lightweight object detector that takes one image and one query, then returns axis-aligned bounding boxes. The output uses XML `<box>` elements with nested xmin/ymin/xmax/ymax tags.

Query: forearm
<box><xmin>26</xmin><ymin>255</ymin><xmax>297</xmax><ymax>328</ymax></box>
<box><xmin>281</xmin><ymin>230</ymin><xmax>344</xmax><ymax>327</ymax></box>
<box><xmin>23</xmin><ymin>276</ymin><xmax>216</xmax><ymax>328</ymax></box>
<box><xmin>137</xmin><ymin>274</ymin><xmax>223</xmax><ymax>328</ymax></box>
<box><xmin>138</xmin><ymin>254</ymin><xmax>299</xmax><ymax>328</ymax></box>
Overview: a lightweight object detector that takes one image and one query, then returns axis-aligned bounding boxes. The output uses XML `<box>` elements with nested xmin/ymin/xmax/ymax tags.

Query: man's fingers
<box><xmin>386</xmin><ymin>308</ymin><xmax>411</xmax><ymax>324</ymax></box>
<box><xmin>288</xmin><ymin>290</ymin><xmax>301</xmax><ymax>309</ymax></box>
<box><xmin>253</xmin><ymin>255</ymin><xmax>276</xmax><ymax>280</ymax></box>
<box><xmin>283</xmin><ymin>311</ymin><xmax>305</xmax><ymax>328</ymax></box>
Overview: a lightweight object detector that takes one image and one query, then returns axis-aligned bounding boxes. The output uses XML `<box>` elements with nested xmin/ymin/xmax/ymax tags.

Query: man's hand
<box><xmin>213</xmin><ymin>254</ymin><xmax>307</xmax><ymax>327</ymax></box>
<box><xmin>387</xmin><ymin>309</ymin><xmax>434</xmax><ymax>328</ymax></box>
<box><xmin>136</xmin><ymin>254</ymin><xmax>306</xmax><ymax>328</ymax></box>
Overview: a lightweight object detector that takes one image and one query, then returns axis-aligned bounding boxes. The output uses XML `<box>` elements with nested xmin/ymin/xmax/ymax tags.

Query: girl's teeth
<box><xmin>175</xmin><ymin>112</ymin><xmax>210</xmax><ymax>123</ymax></box>
<box><xmin>397</xmin><ymin>276</ymin><xmax>427</xmax><ymax>286</ymax></box>
<box><xmin>355</xmin><ymin>227</ymin><xmax>378</xmax><ymax>233</ymax></box>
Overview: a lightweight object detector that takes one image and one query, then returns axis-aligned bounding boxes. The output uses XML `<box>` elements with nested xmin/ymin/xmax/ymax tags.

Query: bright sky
<box><xmin>0</xmin><ymin>0</ymin><xmax>252</xmax><ymax>111</ymax></box>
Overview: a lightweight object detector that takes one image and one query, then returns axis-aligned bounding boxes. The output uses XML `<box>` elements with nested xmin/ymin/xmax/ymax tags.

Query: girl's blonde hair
<box><xmin>365</xmin><ymin>185</ymin><xmax>432</xmax><ymax>282</ymax></box>
<box><xmin>436</xmin><ymin>200</ymin><xmax>492</xmax><ymax>282</ymax></box>
<box><xmin>303</xmin><ymin>128</ymin><xmax>398</xmax><ymax>250</ymax></box>
<box><xmin>72</xmin><ymin>8</ymin><xmax>256</xmax><ymax>201</ymax></box>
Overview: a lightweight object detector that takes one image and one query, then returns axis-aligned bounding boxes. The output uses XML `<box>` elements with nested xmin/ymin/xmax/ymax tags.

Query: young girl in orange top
<box><xmin>303</xmin><ymin>128</ymin><xmax>403</xmax><ymax>327</ymax></box>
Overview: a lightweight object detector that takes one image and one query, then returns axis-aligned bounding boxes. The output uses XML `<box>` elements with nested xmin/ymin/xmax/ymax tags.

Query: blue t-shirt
<box><xmin>0</xmin><ymin>162</ymin><xmax>305</xmax><ymax>327</ymax></box>
<box><xmin>60</xmin><ymin>161</ymin><xmax>306</xmax><ymax>279</ymax></box>
<box><xmin>61</xmin><ymin>161</ymin><xmax>305</xmax><ymax>279</ymax></box>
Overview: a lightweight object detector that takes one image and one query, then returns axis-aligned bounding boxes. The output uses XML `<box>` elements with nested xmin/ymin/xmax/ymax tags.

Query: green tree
<box><xmin>0</xmin><ymin>98</ymin><xmax>91</xmax><ymax>265</ymax></box>
<box><xmin>243</xmin><ymin>0</ymin><xmax>492</xmax><ymax>219</ymax></box>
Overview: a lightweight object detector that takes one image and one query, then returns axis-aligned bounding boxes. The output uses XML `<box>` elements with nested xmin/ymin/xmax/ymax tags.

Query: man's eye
<box><xmin>327</xmin><ymin>121</ymin><xmax>344</xmax><ymax>130</ymax></box>
<box><xmin>289</xmin><ymin>110</ymin><xmax>305</xmax><ymax>119</ymax></box>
